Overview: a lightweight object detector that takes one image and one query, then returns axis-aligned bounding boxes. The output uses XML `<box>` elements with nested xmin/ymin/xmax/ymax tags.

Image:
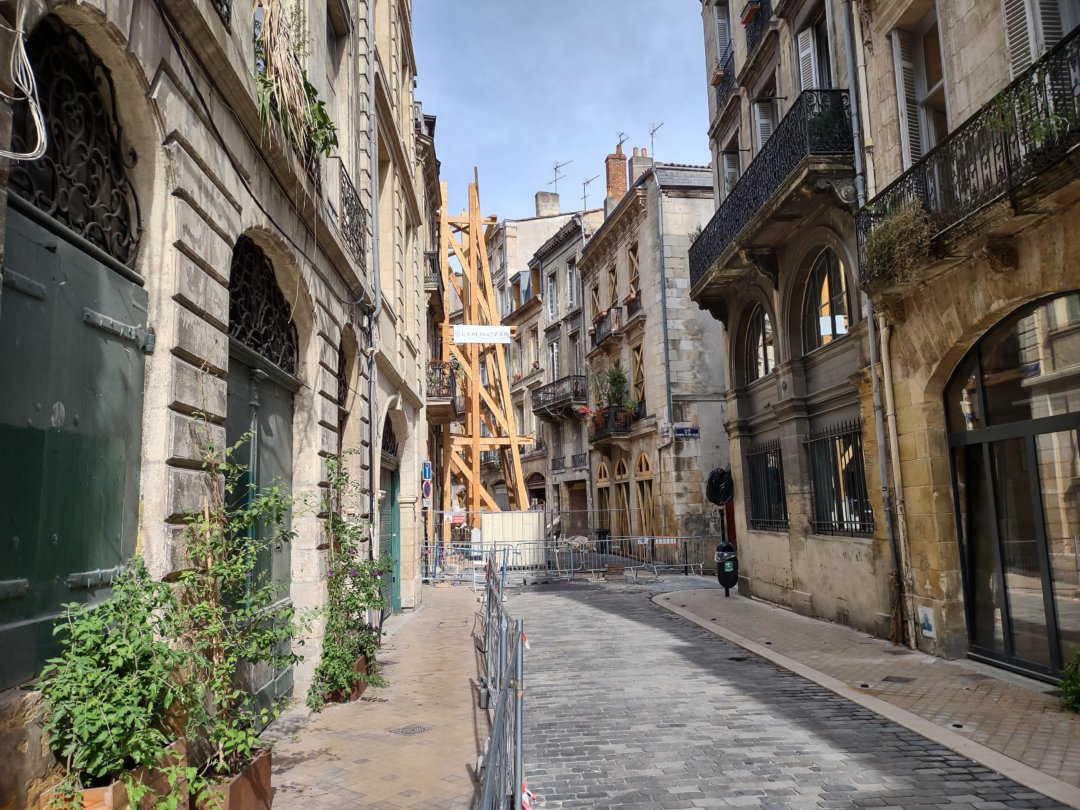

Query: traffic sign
<box><xmin>422</xmin><ymin>460</ymin><xmax>432</xmax><ymax>481</ymax></box>
<box><xmin>422</xmin><ymin>480</ymin><xmax>433</xmax><ymax>499</ymax></box>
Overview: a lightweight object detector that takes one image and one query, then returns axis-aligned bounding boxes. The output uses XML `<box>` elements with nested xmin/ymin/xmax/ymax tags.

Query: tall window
<box><xmin>803</xmin><ymin>249</ymin><xmax>850</xmax><ymax>351</ymax></box>
<box><xmin>720</xmin><ymin>135</ymin><xmax>741</xmax><ymax>198</ymax></box>
<box><xmin>567</xmin><ymin>261</ymin><xmax>579</xmax><ymax>310</ymax></box>
<box><xmin>752</xmin><ymin>78</ymin><xmax>779</xmax><ymax>152</ymax></box>
<box><xmin>631</xmin><ymin>343</ymin><xmax>646</xmax><ymax>413</ymax></box>
<box><xmin>614</xmin><ymin>458</ymin><xmax>632</xmax><ymax>537</ymax></box>
<box><xmin>546</xmin><ymin>273</ymin><xmax>558</xmax><ymax>319</ymax></box>
<box><xmin>745</xmin><ymin>305</ymin><xmax>775</xmax><ymax>383</ymax></box>
<box><xmin>797</xmin><ymin>8</ymin><xmax>832</xmax><ymax>91</ymax></box>
<box><xmin>569</xmin><ymin>332</ymin><xmax>581</xmax><ymax>374</ymax></box>
<box><xmin>530</xmin><ymin>327</ymin><xmax>540</xmax><ymax>370</ymax></box>
<box><xmin>596</xmin><ymin>462</ymin><xmax>611</xmax><ymax>531</ymax></box>
<box><xmin>590</xmin><ymin>284</ymin><xmax>601</xmax><ymax>319</ymax></box>
<box><xmin>548</xmin><ymin>340</ymin><xmax>560</xmax><ymax>381</ymax></box>
<box><xmin>806</xmin><ymin>420</ymin><xmax>873</xmax><ymax>535</ymax></box>
<box><xmin>891</xmin><ymin>11</ymin><xmax>947</xmax><ymax>167</ymax></box>
<box><xmin>635</xmin><ymin>453</ymin><xmax>655</xmax><ymax>537</ymax></box>
<box><xmin>715</xmin><ymin>1</ymin><xmax>732</xmax><ymax>62</ymax></box>
<box><xmin>627</xmin><ymin>243</ymin><xmax>640</xmax><ymax>297</ymax></box>
<box><xmin>746</xmin><ymin>438</ymin><xmax>788</xmax><ymax>530</ymax></box>
<box><xmin>607</xmin><ymin>265</ymin><xmax>619</xmax><ymax>307</ymax></box>
<box><xmin>1002</xmin><ymin>0</ymin><xmax>1075</xmax><ymax>76</ymax></box>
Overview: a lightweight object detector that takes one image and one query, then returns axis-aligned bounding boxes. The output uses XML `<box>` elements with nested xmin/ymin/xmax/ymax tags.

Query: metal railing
<box><xmin>690</xmin><ymin>89</ymin><xmax>853</xmax><ymax>287</ymax></box>
<box><xmin>714</xmin><ymin>49</ymin><xmax>736</xmax><ymax>113</ymax></box>
<box><xmin>625</xmin><ymin>292</ymin><xmax>643</xmax><ymax>318</ymax></box>
<box><xmin>424</xmin><ymin>251</ymin><xmax>442</xmax><ymax>300</ymax></box>
<box><xmin>550</xmin><ymin>456</ymin><xmax>565</xmax><ymax>472</ymax></box>
<box><xmin>338</xmin><ymin>163</ymin><xmax>368</xmax><ymax>271</ymax></box>
<box><xmin>589</xmin><ymin>406</ymin><xmax>634</xmax><ymax>442</ymax></box>
<box><xmin>571</xmin><ymin>452</ymin><xmax>588</xmax><ymax>469</ymax></box>
<box><xmin>591</xmin><ymin>306</ymin><xmax>622</xmax><ymax>348</ymax></box>
<box><xmin>426</xmin><ymin>360</ymin><xmax>455</xmax><ymax>399</ymax></box>
<box><xmin>481</xmin><ymin>450</ymin><xmax>501</xmax><ymax>467</ymax></box>
<box><xmin>477</xmin><ymin>553</ymin><xmax>525</xmax><ymax>809</ymax></box>
<box><xmin>744</xmin><ymin>0</ymin><xmax>772</xmax><ymax>54</ymax></box>
<box><xmin>531</xmin><ymin>375</ymin><xmax>587</xmax><ymax>415</ymax></box>
<box><xmin>212</xmin><ymin>0</ymin><xmax>231</xmax><ymax>27</ymax></box>
<box><xmin>857</xmin><ymin>25</ymin><xmax>1080</xmax><ymax>287</ymax></box>
<box><xmin>746</xmin><ymin>437</ymin><xmax>788</xmax><ymax>531</ymax></box>
<box><xmin>805</xmin><ymin>419</ymin><xmax>873</xmax><ymax>536</ymax></box>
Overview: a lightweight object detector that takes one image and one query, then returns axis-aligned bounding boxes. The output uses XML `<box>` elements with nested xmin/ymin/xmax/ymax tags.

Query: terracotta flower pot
<box><xmin>198</xmin><ymin>748</ymin><xmax>272</xmax><ymax>810</ymax></box>
<box><xmin>39</xmin><ymin>740</ymin><xmax>188</xmax><ymax>810</ymax></box>
<box><xmin>741</xmin><ymin>0</ymin><xmax>760</xmax><ymax>24</ymax></box>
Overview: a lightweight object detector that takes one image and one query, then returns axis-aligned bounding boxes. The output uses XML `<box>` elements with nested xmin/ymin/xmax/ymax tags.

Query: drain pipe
<box><xmin>843</xmin><ymin>0</ymin><xmax>911</xmax><ymax>647</ymax></box>
<box><xmin>654</xmin><ymin>169</ymin><xmax>677</xmax><ymax>534</ymax></box>
<box><xmin>366</xmin><ymin>1</ymin><xmax>383</xmax><ymax>532</ymax></box>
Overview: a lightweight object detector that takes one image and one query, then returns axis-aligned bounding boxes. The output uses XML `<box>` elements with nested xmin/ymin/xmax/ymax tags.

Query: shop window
<box><xmin>803</xmin><ymin>248</ymin><xmax>850</xmax><ymax>351</ymax></box>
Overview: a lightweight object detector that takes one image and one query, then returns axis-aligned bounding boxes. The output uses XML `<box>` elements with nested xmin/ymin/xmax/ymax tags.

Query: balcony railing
<box><xmin>571</xmin><ymin>452</ymin><xmax>588</xmax><ymax>469</ymax></box>
<box><xmin>426</xmin><ymin>361</ymin><xmax>455</xmax><ymax>399</ymax></box>
<box><xmin>591</xmin><ymin>306</ymin><xmax>623</xmax><ymax>349</ymax></box>
<box><xmin>626</xmin><ymin>292</ymin><xmax>643</xmax><ymax>319</ymax></box>
<box><xmin>857</xmin><ymin>26</ymin><xmax>1080</xmax><ymax>288</ymax></box>
<box><xmin>212</xmin><ymin>0</ymin><xmax>231</xmax><ymax>27</ymax></box>
<box><xmin>338</xmin><ymin>164</ymin><xmax>368</xmax><ymax>271</ymax></box>
<box><xmin>589</xmin><ymin>406</ymin><xmax>634</xmax><ymax>443</ymax></box>
<box><xmin>714</xmin><ymin>50</ymin><xmax>736</xmax><ymax>113</ymax></box>
<box><xmin>532</xmin><ymin>375</ymin><xmax>588</xmax><ymax>417</ymax></box>
<box><xmin>690</xmin><ymin>89</ymin><xmax>853</xmax><ymax>287</ymax></box>
<box><xmin>481</xmin><ymin>450</ymin><xmax>501</xmax><ymax>467</ymax></box>
<box><xmin>551</xmin><ymin>456</ymin><xmax>566</xmax><ymax>473</ymax></box>
<box><xmin>424</xmin><ymin>251</ymin><xmax>441</xmax><ymax>289</ymax></box>
<box><xmin>744</xmin><ymin>0</ymin><xmax>772</xmax><ymax>55</ymax></box>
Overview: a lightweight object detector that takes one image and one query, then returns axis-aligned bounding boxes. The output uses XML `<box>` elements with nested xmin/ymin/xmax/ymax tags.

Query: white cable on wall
<box><xmin>0</xmin><ymin>0</ymin><xmax>47</xmax><ymax>161</ymax></box>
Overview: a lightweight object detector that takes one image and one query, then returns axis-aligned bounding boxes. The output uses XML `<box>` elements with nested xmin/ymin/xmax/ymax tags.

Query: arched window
<box><xmin>745</xmin><ymin>304</ymin><xmax>775</xmax><ymax>382</ymax></box>
<box><xmin>634</xmin><ymin>453</ymin><xmax>655</xmax><ymax>537</ymax></box>
<box><xmin>613</xmin><ymin>458</ymin><xmax>631</xmax><ymax>537</ymax></box>
<box><xmin>803</xmin><ymin>249</ymin><xmax>850</xmax><ymax>351</ymax></box>
<box><xmin>229</xmin><ymin>237</ymin><xmax>299</xmax><ymax>376</ymax></box>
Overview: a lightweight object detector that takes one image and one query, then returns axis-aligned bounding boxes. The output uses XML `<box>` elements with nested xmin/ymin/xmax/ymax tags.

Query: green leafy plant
<box><xmin>307</xmin><ymin>452</ymin><xmax>391</xmax><ymax>711</ymax></box>
<box><xmin>862</xmin><ymin>200</ymin><xmax>934</xmax><ymax>289</ymax></box>
<box><xmin>176</xmin><ymin>422</ymin><xmax>300</xmax><ymax>785</ymax></box>
<box><xmin>606</xmin><ymin>361</ymin><xmax>629</xmax><ymax>407</ymax></box>
<box><xmin>1060</xmin><ymin>650</ymin><xmax>1080</xmax><ymax>712</ymax></box>
<box><xmin>37</xmin><ymin>558</ymin><xmax>196</xmax><ymax>808</ymax></box>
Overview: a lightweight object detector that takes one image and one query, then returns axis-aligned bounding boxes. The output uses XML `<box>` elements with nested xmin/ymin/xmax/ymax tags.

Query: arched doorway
<box><xmin>947</xmin><ymin>292</ymin><xmax>1080</xmax><ymax>678</ymax></box>
<box><xmin>526</xmin><ymin>473</ymin><xmax>547</xmax><ymax>510</ymax></box>
<box><xmin>379</xmin><ymin>418</ymin><xmax>401</xmax><ymax>614</ymax></box>
<box><xmin>0</xmin><ymin>16</ymin><xmax>147</xmax><ymax>690</ymax></box>
<box><xmin>226</xmin><ymin>235</ymin><xmax>299</xmax><ymax>704</ymax></box>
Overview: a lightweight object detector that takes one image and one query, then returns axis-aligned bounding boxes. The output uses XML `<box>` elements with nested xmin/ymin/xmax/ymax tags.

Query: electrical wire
<box><xmin>0</xmin><ymin>0</ymin><xmax>47</xmax><ymax>161</ymax></box>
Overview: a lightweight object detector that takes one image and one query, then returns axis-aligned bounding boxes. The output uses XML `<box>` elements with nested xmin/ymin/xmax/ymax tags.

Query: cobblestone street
<box><xmin>513</xmin><ymin>582</ymin><xmax>1069</xmax><ymax>810</ymax></box>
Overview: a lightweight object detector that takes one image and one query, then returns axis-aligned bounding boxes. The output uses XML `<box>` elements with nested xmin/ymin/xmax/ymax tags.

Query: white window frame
<box><xmin>548</xmin><ymin>341</ymin><xmax>560</xmax><ymax>382</ymax></box>
<box><xmin>546</xmin><ymin>273</ymin><xmax>558</xmax><ymax>319</ymax></box>
<box><xmin>567</xmin><ymin>262</ymin><xmax>579</xmax><ymax>310</ymax></box>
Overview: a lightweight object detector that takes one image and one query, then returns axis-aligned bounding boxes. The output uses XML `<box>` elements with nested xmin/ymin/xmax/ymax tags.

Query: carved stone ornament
<box><xmin>815</xmin><ymin>177</ymin><xmax>859</xmax><ymax>207</ymax></box>
<box><xmin>738</xmin><ymin>249</ymin><xmax>780</xmax><ymax>289</ymax></box>
<box><xmin>975</xmin><ymin>239</ymin><xmax>1018</xmax><ymax>275</ymax></box>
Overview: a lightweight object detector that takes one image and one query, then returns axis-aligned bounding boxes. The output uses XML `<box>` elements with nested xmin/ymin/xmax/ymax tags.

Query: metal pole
<box><xmin>513</xmin><ymin>619</ymin><xmax>524</xmax><ymax>810</ymax></box>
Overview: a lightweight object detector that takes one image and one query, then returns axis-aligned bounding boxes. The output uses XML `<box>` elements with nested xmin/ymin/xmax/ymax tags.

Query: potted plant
<box><xmin>176</xmin><ymin>425</ymin><xmax>301</xmax><ymax>810</ymax></box>
<box><xmin>606</xmin><ymin>361</ymin><xmax>629</xmax><ymax>408</ymax></box>
<box><xmin>862</xmin><ymin>200</ymin><xmax>934</xmax><ymax>292</ymax></box>
<box><xmin>307</xmin><ymin>452</ymin><xmax>391</xmax><ymax>711</ymax></box>
<box><xmin>36</xmin><ymin>558</ymin><xmax>195</xmax><ymax>809</ymax></box>
<box><xmin>532</xmin><ymin>359</ymin><xmax>541</xmax><ymax>371</ymax></box>
<box><xmin>710</xmin><ymin>62</ymin><xmax>726</xmax><ymax>86</ymax></box>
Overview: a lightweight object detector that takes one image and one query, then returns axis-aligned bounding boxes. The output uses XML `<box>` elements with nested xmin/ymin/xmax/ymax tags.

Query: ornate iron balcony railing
<box><xmin>744</xmin><ymin>0</ymin><xmax>772</xmax><ymax>55</ymax></box>
<box><xmin>531</xmin><ymin>375</ymin><xmax>588</xmax><ymax>415</ymax></box>
<box><xmin>212</xmin><ymin>0</ymin><xmax>231</xmax><ymax>28</ymax></box>
<box><xmin>690</xmin><ymin>89</ymin><xmax>853</xmax><ymax>287</ymax></box>
<box><xmin>571</xmin><ymin>452</ymin><xmax>588</xmax><ymax>469</ymax></box>
<box><xmin>591</xmin><ymin>306</ymin><xmax>623</xmax><ymax>349</ymax></box>
<box><xmin>589</xmin><ymin>406</ymin><xmax>634</xmax><ymax>443</ymax></box>
<box><xmin>338</xmin><ymin>164</ymin><xmax>368</xmax><ymax>271</ymax></box>
<box><xmin>714</xmin><ymin>50</ymin><xmax>737</xmax><ymax>114</ymax></box>
<box><xmin>551</xmin><ymin>456</ymin><xmax>566</xmax><ymax>473</ymax></box>
<box><xmin>480</xmin><ymin>450</ymin><xmax>501</xmax><ymax>467</ymax></box>
<box><xmin>426</xmin><ymin>361</ymin><xmax>455</xmax><ymax>399</ymax></box>
<box><xmin>424</xmin><ymin>251</ymin><xmax>441</xmax><ymax>289</ymax></box>
<box><xmin>626</xmin><ymin>292</ymin><xmax>643</xmax><ymax>319</ymax></box>
<box><xmin>857</xmin><ymin>25</ymin><xmax>1080</xmax><ymax>287</ymax></box>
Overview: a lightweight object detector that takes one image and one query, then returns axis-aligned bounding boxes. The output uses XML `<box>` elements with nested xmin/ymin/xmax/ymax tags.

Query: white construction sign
<box><xmin>453</xmin><ymin>325</ymin><xmax>512</xmax><ymax>344</ymax></box>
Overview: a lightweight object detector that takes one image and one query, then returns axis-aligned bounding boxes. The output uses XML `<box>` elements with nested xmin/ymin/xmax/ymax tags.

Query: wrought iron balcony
<box><xmin>590</xmin><ymin>306</ymin><xmax>623</xmax><ymax>349</ymax></box>
<box><xmin>743</xmin><ymin>0</ymin><xmax>772</xmax><ymax>54</ymax></box>
<box><xmin>480</xmin><ymin>450</ymin><xmax>501</xmax><ymax>467</ymax></box>
<box><xmin>714</xmin><ymin>50</ymin><xmax>737</xmax><ymax>115</ymax></box>
<box><xmin>551</xmin><ymin>456</ymin><xmax>566</xmax><ymax>473</ymax></box>
<box><xmin>625</xmin><ymin>292</ymin><xmax>643</xmax><ymax>319</ymax></box>
<box><xmin>338</xmin><ymin>164</ymin><xmax>368</xmax><ymax>272</ymax></box>
<box><xmin>589</xmin><ymin>406</ymin><xmax>634</xmax><ymax>444</ymax></box>
<box><xmin>212</xmin><ymin>0</ymin><xmax>231</xmax><ymax>27</ymax></box>
<box><xmin>426</xmin><ymin>361</ymin><xmax>456</xmax><ymax>424</ymax></box>
<box><xmin>690</xmin><ymin>89</ymin><xmax>853</xmax><ymax>289</ymax></box>
<box><xmin>424</xmin><ymin>251</ymin><xmax>443</xmax><ymax>315</ymax></box>
<box><xmin>857</xmin><ymin>25</ymin><xmax>1080</xmax><ymax>291</ymax></box>
<box><xmin>532</xmin><ymin>375</ymin><xmax>588</xmax><ymax>419</ymax></box>
<box><xmin>571</xmin><ymin>452</ymin><xmax>588</xmax><ymax>470</ymax></box>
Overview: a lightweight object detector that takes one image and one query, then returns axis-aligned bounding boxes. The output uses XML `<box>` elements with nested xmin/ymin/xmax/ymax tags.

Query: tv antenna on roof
<box><xmin>617</xmin><ymin>131</ymin><xmax>630</xmax><ymax>150</ymax></box>
<box><xmin>581</xmin><ymin>173</ymin><xmax>601</xmax><ymax>210</ymax></box>
<box><xmin>548</xmin><ymin>159</ymin><xmax>573</xmax><ymax>194</ymax></box>
<box><xmin>650</xmin><ymin>122</ymin><xmax>664</xmax><ymax>158</ymax></box>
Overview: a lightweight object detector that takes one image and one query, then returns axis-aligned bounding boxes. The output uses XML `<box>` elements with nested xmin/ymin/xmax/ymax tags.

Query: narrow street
<box><xmin>512</xmin><ymin>582</ymin><xmax>1069</xmax><ymax>810</ymax></box>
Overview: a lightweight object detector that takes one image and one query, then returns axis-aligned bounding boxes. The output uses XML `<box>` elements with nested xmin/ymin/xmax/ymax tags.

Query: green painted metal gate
<box><xmin>0</xmin><ymin>204</ymin><xmax>149</xmax><ymax>690</ymax></box>
<box><xmin>226</xmin><ymin>350</ymin><xmax>296</xmax><ymax>707</ymax></box>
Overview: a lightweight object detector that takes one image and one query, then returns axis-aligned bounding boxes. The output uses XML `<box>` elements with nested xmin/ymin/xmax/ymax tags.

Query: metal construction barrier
<box><xmin>477</xmin><ymin>552</ymin><xmax>526</xmax><ymax>810</ymax></box>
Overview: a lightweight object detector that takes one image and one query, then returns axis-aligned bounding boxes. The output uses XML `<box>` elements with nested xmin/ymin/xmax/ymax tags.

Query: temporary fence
<box><xmin>476</xmin><ymin>551</ymin><xmax>526</xmax><ymax>810</ymax></box>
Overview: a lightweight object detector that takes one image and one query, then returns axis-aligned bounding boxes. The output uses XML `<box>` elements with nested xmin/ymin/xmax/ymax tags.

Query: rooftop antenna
<box><xmin>581</xmin><ymin>173</ymin><xmax>601</xmax><ymax>210</ymax></box>
<box><xmin>617</xmin><ymin>131</ymin><xmax>630</xmax><ymax>150</ymax></box>
<box><xmin>649</xmin><ymin>122</ymin><xmax>664</xmax><ymax>158</ymax></box>
<box><xmin>548</xmin><ymin>159</ymin><xmax>573</xmax><ymax>194</ymax></box>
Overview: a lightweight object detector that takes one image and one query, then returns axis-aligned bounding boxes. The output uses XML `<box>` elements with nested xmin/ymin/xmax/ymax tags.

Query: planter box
<box><xmin>198</xmin><ymin>748</ymin><xmax>272</xmax><ymax>810</ymax></box>
<box><xmin>39</xmin><ymin>740</ymin><xmax>187</xmax><ymax>810</ymax></box>
<box><xmin>709</xmin><ymin>67</ymin><xmax>726</xmax><ymax>86</ymax></box>
<box><xmin>326</xmin><ymin>655</ymin><xmax>371</xmax><ymax>703</ymax></box>
<box><xmin>740</xmin><ymin>0</ymin><xmax>761</xmax><ymax>23</ymax></box>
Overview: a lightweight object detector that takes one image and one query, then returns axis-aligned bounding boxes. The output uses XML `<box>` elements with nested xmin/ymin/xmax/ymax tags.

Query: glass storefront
<box><xmin>946</xmin><ymin>293</ymin><xmax>1080</xmax><ymax>678</ymax></box>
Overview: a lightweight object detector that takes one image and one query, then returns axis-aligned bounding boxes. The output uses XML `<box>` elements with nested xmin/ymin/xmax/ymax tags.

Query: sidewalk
<box><xmin>656</xmin><ymin>587</ymin><xmax>1080</xmax><ymax>807</ymax></box>
<box><xmin>266</xmin><ymin>584</ymin><xmax>484</xmax><ymax>809</ymax></box>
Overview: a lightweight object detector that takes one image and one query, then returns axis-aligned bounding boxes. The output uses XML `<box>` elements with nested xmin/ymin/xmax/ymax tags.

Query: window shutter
<box><xmin>798</xmin><ymin>27</ymin><xmax>819</xmax><ymax>90</ymax></box>
<box><xmin>753</xmin><ymin>101</ymin><xmax>775</xmax><ymax>149</ymax></box>
<box><xmin>891</xmin><ymin>29</ymin><xmax>924</xmax><ymax>167</ymax></box>
<box><xmin>1003</xmin><ymin>0</ymin><xmax>1035</xmax><ymax>75</ymax></box>
<box><xmin>1036</xmin><ymin>0</ymin><xmax>1064</xmax><ymax>52</ymax></box>
<box><xmin>722</xmin><ymin>151</ymin><xmax>740</xmax><ymax>192</ymax></box>
<box><xmin>716</xmin><ymin>2</ymin><xmax>731</xmax><ymax>61</ymax></box>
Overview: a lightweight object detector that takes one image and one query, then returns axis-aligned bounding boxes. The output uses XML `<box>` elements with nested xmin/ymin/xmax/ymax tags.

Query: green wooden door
<box><xmin>379</xmin><ymin>465</ymin><xmax>401</xmax><ymax>614</ymax></box>
<box><xmin>226</xmin><ymin>355</ymin><xmax>295</xmax><ymax>706</ymax></box>
<box><xmin>0</xmin><ymin>206</ymin><xmax>149</xmax><ymax>690</ymax></box>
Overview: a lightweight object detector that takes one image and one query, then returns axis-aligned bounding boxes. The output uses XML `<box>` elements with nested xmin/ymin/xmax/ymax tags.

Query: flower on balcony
<box><xmin>575</xmin><ymin>406</ymin><xmax>592</xmax><ymax>418</ymax></box>
<box><xmin>531</xmin><ymin>360</ymin><xmax>540</xmax><ymax>371</ymax></box>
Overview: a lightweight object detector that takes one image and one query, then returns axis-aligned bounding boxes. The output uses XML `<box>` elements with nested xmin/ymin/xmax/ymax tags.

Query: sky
<box><xmin>413</xmin><ymin>1</ymin><xmax>712</xmax><ymax>222</ymax></box>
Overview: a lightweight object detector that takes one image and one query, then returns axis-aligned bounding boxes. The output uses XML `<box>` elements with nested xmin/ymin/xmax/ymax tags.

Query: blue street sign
<box><xmin>422</xmin><ymin>460</ymin><xmax>432</xmax><ymax>481</ymax></box>
<box><xmin>674</xmin><ymin>427</ymin><xmax>700</xmax><ymax>440</ymax></box>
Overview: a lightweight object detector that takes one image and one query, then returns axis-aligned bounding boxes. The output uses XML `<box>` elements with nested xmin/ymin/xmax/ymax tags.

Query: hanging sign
<box><xmin>453</xmin><ymin>325</ymin><xmax>512</xmax><ymax>344</ymax></box>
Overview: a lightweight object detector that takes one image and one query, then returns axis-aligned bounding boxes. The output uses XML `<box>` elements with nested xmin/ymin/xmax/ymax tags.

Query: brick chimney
<box><xmin>629</xmin><ymin>147</ymin><xmax>653</xmax><ymax>185</ymax></box>
<box><xmin>604</xmin><ymin>144</ymin><xmax>629</xmax><ymax>216</ymax></box>
<box><xmin>535</xmin><ymin>191</ymin><xmax>560</xmax><ymax>217</ymax></box>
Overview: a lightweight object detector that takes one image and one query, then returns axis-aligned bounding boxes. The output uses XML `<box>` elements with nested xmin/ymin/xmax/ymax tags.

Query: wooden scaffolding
<box><xmin>437</xmin><ymin>177</ymin><xmax>530</xmax><ymax>515</ymax></box>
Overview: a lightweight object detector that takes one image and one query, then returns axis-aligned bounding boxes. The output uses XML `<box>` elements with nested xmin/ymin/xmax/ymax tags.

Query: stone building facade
<box><xmin>583</xmin><ymin>148</ymin><xmax>728</xmax><ymax>543</ymax></box>
<box><xmin>0</xmin><ymin>0</ymin><xmax>433</xmax><ymax>802</ymax></box>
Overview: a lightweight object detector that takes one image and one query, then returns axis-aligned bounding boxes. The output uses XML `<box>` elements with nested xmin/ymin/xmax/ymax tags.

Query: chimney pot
<box><xmin>633</xmin><ymin>147</ymin><xmax>640</xmax><ymax>157</ymax></box>
<box><xmin>605</xmin><ymin>143</ymin><xmax>630</xmax><ymax>211</ymax></box>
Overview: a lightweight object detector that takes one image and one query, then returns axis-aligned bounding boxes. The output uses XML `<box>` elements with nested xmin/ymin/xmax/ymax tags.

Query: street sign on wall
<box><xmin>453</xmin><ymin>325</ymin><xmax>512</xmax><ymax>344</ymax></box>
<box><xmin>674</xmin><ymin>427</ymin><xmax>700</xmax><ymax>440</ymax></box>
<box><xmin>422</xmin><ymin>460</ymin><xmax>432</xmax><ymax>481</ymax></box>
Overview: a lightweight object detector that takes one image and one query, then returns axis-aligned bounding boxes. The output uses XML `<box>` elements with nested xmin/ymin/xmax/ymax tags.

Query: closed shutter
<box><xmin>716</xmin><ymin>2</ymin><xmax>731</xmax><ymax>61</ymax></box>
<box><xmin>722</xmin><ymin>151</ymin><xmax>740</xmax><ymax>193</ymax></box>
<box><xmin>1036</xmin><ymin>0</ymin><xmax>1065</xmax><ymax>51</ymax></box>
<box><xmin>798</xmin><ymin>27</ymin><xmax>819</xmax><ymax>90</ymax></box>
<box><xmin>891</xmin><ymin>29</ymin><xmax>924</xmax><ymax>167</ymax></box>
<box><xmin>753</xmin><ymin>101</ymin><xmax>776</xmax><ymax>150</ymax></box>
<box><xmin>1003</xmin><ymin>0</ymin><xmax>1035</xmax><ymax>75</ymax></box>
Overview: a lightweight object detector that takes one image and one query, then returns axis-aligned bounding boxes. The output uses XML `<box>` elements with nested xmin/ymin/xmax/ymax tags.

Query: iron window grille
<box><xmin>746</xmin><ymin>438</ymin><xmax>788</xmax><ymax>530</ymax></box>
<box><xmin>228</xmin><ymin>237</ymin><xmax>299</xmax><ymax>376</ymax></box>
<box><xmin>805</xmin><ymin>419</ymin><xmax>874</xmax><ymax>536</ymax></box>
